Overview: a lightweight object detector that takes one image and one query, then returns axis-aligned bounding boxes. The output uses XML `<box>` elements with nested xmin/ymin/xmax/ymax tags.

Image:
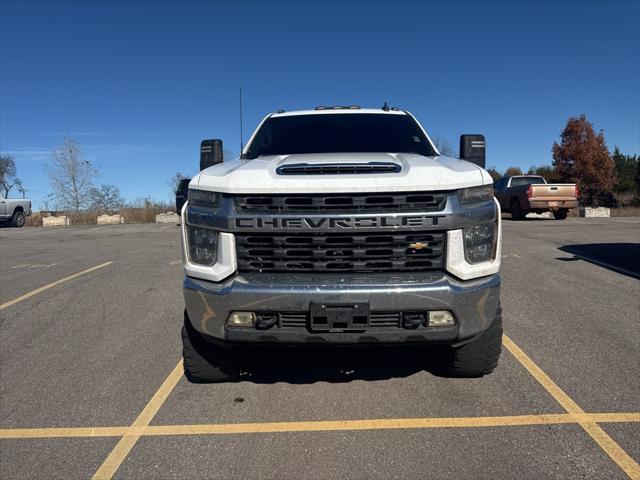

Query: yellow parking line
<box><xmin>4</xmin><ymin>332</ymin><xmax>637</xmax><ymax>479</ymax></box>
<box><xmin>91</xmin><ymin>360</ymin><xmax>184</xmax><ymax>480</ymax></box>
<box><xmin>0</xmin><ymin>426</ymin><xmax>129</xmax><ymax>439</ymax></box>
<box><xmin>140</xmin><ymin>412</ymin><xmax>640</xmax><ymax>436</ymax></box>
<box><xmin>1</xmin><ymin>412</ymin><xmax>638</xmax><ymax>440</ymax></box>
<box><xmin>0</xmin><ymin>262</ymin><xmax>113</xmax><ymax>310</ymax></box>
<box><xmin>503</xmin><ymin>334</ymin><xmax>640</xmax><ymax>479</ymax></box>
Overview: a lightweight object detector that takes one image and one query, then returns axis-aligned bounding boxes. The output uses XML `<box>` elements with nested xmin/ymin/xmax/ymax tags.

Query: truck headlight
<box><xmin>187</xmin><ymin>226</ymin><xmax>218</xmax><ymax>266</ymax></box>
<box><xmin>463</xmin><ymin>223</ymin><xmax>496</xmax><ymax>263</ymax></box>
<box><xmin>188</xmin><ymin>189</ymin><xmax>220</xmax><ymax>207</ymax></box>
<box><xmin>458</xmin><ymin>185</ymin><xmax>493</xmax><ymax>204</ymax></box>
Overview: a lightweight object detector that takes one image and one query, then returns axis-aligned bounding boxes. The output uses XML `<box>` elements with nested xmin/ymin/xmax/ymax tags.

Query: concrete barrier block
<box><xmin>155</xmin><ymin>212</ymin><xmax>180</xmax><ymax>224</ymax></box>
<box><xmin>42</xmin><ymin>216</ymin><xmax>71</xmax><ymax>227</ymax></box>
<box><xmin>526</xmin><ymin>211</ymin><xmax>553</xmax><ymax>219</ymax></box>
<box><xmin>579</xmin><ymin>207</ymin><xmax>610</xmax><ymax>218</ymax></box>
<box><xmin>97</xmin><ymin>214</ymin><xmax>125</xmax><ymax>225</ymax></box>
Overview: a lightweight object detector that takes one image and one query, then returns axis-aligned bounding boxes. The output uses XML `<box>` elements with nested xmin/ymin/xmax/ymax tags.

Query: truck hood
<box><xmin>192</xmin><ymin>152</ymin><xmax>491</xmax><ymax>194</ymax></box>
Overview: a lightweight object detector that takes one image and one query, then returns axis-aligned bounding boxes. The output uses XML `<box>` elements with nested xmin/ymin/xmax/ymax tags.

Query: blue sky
<box><xmin>1</xmin><ymin>1</ymin><xmax>638</xmax><ymax>209</ymax></box>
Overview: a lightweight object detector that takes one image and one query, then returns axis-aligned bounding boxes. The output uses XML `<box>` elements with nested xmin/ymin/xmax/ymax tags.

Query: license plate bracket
<box><xmin>309</xmin><ymin>302</ymin><xmax>369</xmax><ymax>332</ymax></box>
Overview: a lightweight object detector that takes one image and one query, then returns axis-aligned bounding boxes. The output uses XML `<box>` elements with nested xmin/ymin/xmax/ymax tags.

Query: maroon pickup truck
<box><xmin>494</xmin><ymin>175</ymin><xmax>578</xmax><ymax>220</ymax></box>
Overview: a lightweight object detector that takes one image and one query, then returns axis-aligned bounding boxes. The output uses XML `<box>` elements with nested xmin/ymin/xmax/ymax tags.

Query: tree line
<box><xmin>2</xmin><ymin>116</ymin><xmax>637</xmax><ymax>212</ymax></box>
<box><xmin>2</xmin><ymin>137</ymin><xmax>239</xmax><ymax>213</ymax></box>
<box><xmin>486</xmin><ymin>115</ymin><xmax>639</xmax><ymax>205</ymax></box>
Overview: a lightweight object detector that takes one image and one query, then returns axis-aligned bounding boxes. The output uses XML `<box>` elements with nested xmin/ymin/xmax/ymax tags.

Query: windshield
<box><xmin>245</xmin><ymin>113</ymin><xmax>437</xmax><ymax>159</ymax></box>
<box><xmin>510</xmin><ymin>176</ymin><xmax>546</xmax><ymax>187</ymax></box>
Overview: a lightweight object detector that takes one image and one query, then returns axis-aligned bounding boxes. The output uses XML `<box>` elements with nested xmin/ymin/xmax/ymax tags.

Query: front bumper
<box><xmin>183</xmin><ymin>272</ymin><xmax>500</xmax><ymax>345</ymax></box>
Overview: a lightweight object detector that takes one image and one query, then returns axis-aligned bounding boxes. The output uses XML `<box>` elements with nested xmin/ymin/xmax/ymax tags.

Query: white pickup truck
<box><xmin>180</xmin><ymin>106</ymin><xmax>502</xmax><ymax>382</ymax></box>
<box><xmin>0</xmin><ymin>195</ymin><xmax>31</xmax><ymax>227</ymax></box>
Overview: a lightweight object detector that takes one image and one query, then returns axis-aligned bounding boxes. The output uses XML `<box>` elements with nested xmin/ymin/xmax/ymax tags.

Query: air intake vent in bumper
<box><xmin>265</xmin><ymin>311</ymin><xmax>404</xmax><ymax>328</ymax></box>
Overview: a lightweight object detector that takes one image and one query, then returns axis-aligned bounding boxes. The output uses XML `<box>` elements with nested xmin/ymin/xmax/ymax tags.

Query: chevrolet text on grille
<box><xmin>234</xmin><ymin>215</ymin><xmax>446</xmax><ymax>230</ymax></box>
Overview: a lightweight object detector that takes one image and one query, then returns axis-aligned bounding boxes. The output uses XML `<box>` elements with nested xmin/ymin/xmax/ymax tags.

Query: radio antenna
<box><xmin>239</xmin><ymin>86</ymin><xmax>244</xmax><ymax>156</ymax></box>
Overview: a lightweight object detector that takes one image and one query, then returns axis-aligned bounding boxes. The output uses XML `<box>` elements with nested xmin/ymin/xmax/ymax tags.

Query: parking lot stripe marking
<box><xmin>503</xmin><ymin>334</ymin><xmax>640</xmax><ymax>479</ymax></box>
<box><xmin>91</xmin><ymin>360</ymin><xmax>183</xmax><ymax>480</ymax></box>
<box><xmin>1</xmin><ymin>413</ymin><xmax>638</xmax><ymax>439</ymax></box>
<box><xmin>0</xmin><ymin>261</ymin><xmax>113</xmax><ymax>310</ymax></box>
<box><xmin>0</xmin><ymin>427</ymin><xmax>130</xmax><ymax>439</ymax></box>
<box><xmin>139</xmin><ymin>413</ymin><xmax>640</xmax><ymax>436</ymax></box>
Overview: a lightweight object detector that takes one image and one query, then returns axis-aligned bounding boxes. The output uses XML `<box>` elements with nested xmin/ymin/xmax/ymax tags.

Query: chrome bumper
<box><xmin>184</xmin><ymin>272</ymin><xmax>500</xmax><ymax>345</ymax></box>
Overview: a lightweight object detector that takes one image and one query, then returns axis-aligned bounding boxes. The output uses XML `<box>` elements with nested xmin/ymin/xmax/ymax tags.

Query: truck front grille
<box><xmin>233</xmin><ymin>192</ymin><xmax>446</xmax><ymax>213</ymax></box>
<box><xmin>236</xmin><ymin>231</ymin><xmax>444</xmax><ymax>273</ymax></box>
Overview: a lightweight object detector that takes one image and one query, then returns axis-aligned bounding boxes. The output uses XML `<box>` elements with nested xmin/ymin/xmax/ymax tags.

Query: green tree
<box><xmin>611</xmin><ymin>146</ymin><xmax>638</xmax><ymax>192</ymax></box>
<box><xmin>505</xmin><ymin>166</ymin><xmax>523</xmax><ymax>177</ymax></box>
<box><xmin>527</xmin><ymin>164</ymin><xmax>562</xmax><ymax>182</ymax></box>
<box><xmin>486</xmin><ymin>167</ymin><xmax>502</xmax><ymax>182</ymax></box>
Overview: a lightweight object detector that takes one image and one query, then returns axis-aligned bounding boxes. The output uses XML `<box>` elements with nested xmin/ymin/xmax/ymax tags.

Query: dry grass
<box><xmin>66</xmin><ymin>212</ymin><xmax>98</xmax><ymax>224</ymax></box>
<box><xmin>610</xmin><ymin>207</ymin><xmax>640</xmax><ymax>217</ymax></box>
<box><xmin>24</xmin><ymin>203</ymin><xmax>176</xmax><ymax>227</ymax></box>
<box><xmin>25</xmin><ymin>212</ymin><xmax>43</xmax><ymax>227</ymax></box>
<box><xmin>120</xmin><ymin>206</ymin><xmax>174</xmax><ymax>224</ymax></box>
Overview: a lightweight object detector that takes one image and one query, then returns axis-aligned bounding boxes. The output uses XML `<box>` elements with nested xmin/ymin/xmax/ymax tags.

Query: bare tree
<box><xmin>432</xmin><ymin>137</ymin><xmax>456</xmax><ymax>157</ymax></box>
<box><xmin>89</xmin><ymin>184</ymin><xmax>125</xmax><ymax>213</ymax></box>
<box><xmin>168</xmin><ymin>171</ymin><xmax>189</xmax><ymax>195</ymax></box>
<box><xmin>0</xmin><ymin>155</ymin><xmax>22</xmax><ymax>197</ymax></box>
<box><xmin>15</xmin><ymin>179</ymin><xmax>27</xmax><ymax>198</ymax></box>
<box><xmin>47</xmin><ymin>137</ymin><xmax>97</xmax><ymax>213</ymax></box>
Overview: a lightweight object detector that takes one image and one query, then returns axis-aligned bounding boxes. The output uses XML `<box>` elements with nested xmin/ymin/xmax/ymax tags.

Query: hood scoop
<box><xmin>276</xmin><ymin>162</ymin><xmax>402</xmax><ymax>175</ymax></box>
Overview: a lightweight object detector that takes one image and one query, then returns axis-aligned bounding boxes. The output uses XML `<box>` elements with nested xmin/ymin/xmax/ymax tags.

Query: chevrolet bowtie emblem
<box><xmin>409</xmin><ymin>242</ymin><xmax>427</xmax><ymax>250</ymax></box>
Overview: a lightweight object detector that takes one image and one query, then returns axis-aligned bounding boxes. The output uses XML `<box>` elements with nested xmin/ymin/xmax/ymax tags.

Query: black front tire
<box><xmin>182</xmin><ymin>310</ymin><xmax>238</xmax><ymax>383</ymax></box>
<box><xmin>11</xmin><ymin>210</ymin><xmax>25</xmax><ymax>228</ymax></box>
<box><xmin>443</xmin><ymin>303</ymin><xmax>503</xmax><ymax>377</ymax></box>
<box><xmin>553</xmin><ymin>209</ymin><xmax>568</xmax><ymax>220</ymax></box>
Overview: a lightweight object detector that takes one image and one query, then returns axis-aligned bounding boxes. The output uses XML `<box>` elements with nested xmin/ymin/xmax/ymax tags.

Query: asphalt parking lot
<box><xmin>1</xmin><ymin>217</ymin><xmax>639</xmax><ymax>479</ymax></box>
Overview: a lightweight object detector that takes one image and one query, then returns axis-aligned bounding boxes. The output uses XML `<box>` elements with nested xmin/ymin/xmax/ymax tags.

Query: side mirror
<box><xmin>459</xmin><ymin>134</ymin><xmax>485</xmax><ymax>168</ymax></box>
<box><xmin>200</xmin><ymin>139</ymin><xmax>224</xmax><ymax>171</ymax></box>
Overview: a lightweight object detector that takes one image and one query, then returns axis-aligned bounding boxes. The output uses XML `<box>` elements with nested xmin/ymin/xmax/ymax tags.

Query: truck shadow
<box><xmin>558</xmin><ymin>243</ymin><xmax>640</xmax><ymax>279</ymax></box>
<box><xmin>232</xmin><ymin>345</ymin><xmax>449</xmax><ymax>384</ymax></box>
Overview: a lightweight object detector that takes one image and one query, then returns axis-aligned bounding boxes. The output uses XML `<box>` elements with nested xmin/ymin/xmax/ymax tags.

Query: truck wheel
<box><xmin>553</xmin><ymin>209</ymin><xmax>568</xmax><ymax>220</ymax></box>
<box><xmin>182</xmin><ymin>310</ymin><xmax>238</xmax><ymax>383</ymax></box>
<box><xmin>510</xmin><ymin>199</ymin><xmax>523</xmax><ymax>220</ymax></box>
<box><xmin>10</xmin><ymin>210</ymin><xmax>26</xmax><ymax>228</ymax></box>
<box><xmin>443</xmin><ymin>303</ymin><xmax>503</xmax><ymax>377</ymax></box>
